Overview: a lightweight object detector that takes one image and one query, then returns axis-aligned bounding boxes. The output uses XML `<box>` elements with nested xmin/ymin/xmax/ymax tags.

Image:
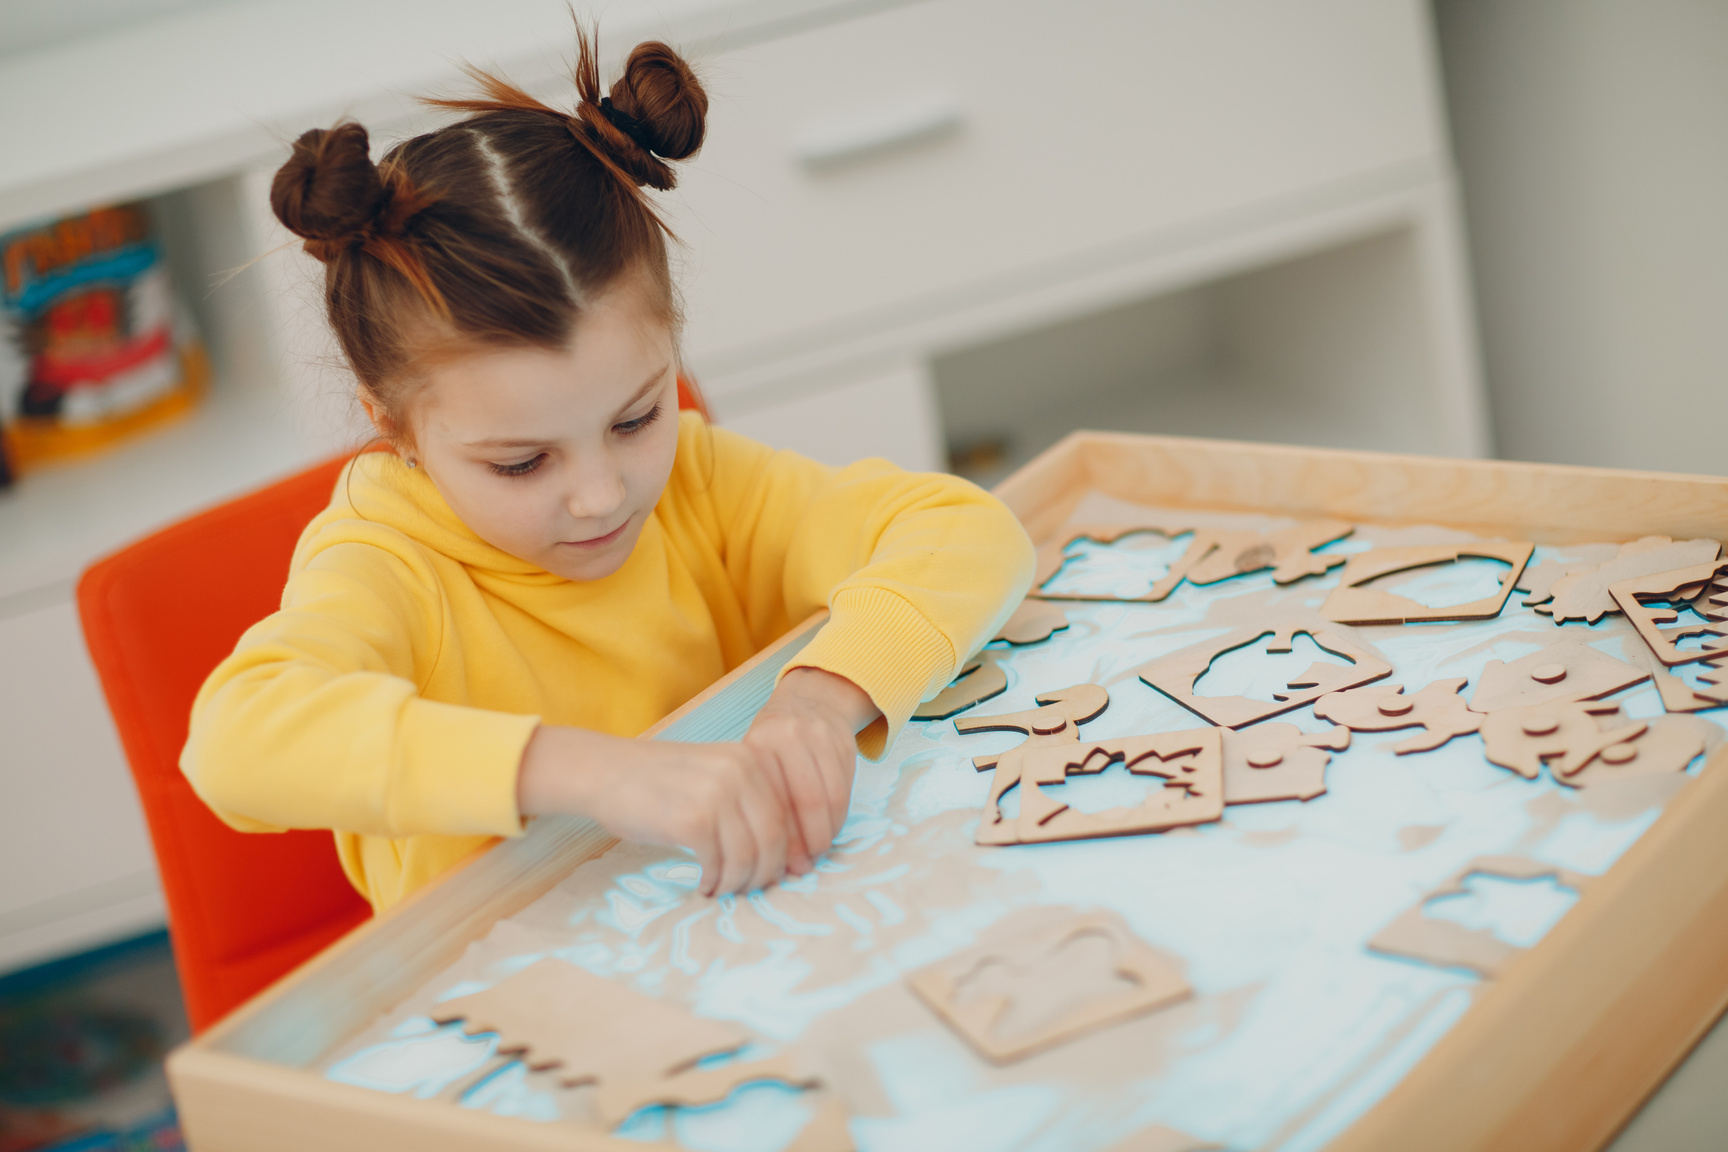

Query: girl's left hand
<box><xmin>743</xmin><ymin>667</ymin><xmax>879</xmax><ymax>875</ymax></box>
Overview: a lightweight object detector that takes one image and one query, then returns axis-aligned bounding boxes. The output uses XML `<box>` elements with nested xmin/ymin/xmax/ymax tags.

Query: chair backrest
<box><xmin>78</xmin><ymin>454</ymin><xmax>371</xmax><ymax>1033</ymax></box>
<box><xmin>77</xmin><ymin>377</ymin><xmax>709</xmax><ymax>1032</ymax></box>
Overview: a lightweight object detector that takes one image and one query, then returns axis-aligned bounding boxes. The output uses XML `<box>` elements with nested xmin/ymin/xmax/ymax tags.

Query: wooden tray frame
<box><xmin>170</xmin><ymin>431</ymin><xmax>1728</xmax><ymax>1152</ymax></box>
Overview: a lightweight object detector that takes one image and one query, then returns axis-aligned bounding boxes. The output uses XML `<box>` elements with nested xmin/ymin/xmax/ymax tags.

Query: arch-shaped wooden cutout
<box><xmin>1368</xmin><ymin>855</ymin><xmax>1594</xmax><ymax>978</ymax></box>
<box><xmin>1008</xmin><ymin>727</ymin><xmax>1225</xmax><ymax>844</ymax></box>
<box><xmin>1031</xmin><ymin>519</ymin><xmax>1353</xmax><ymax>603</ymax></box>
<box><xmin>913</xmin><ymin>648</ymin><xmax>1009</xmax><ymax>720</ymax></box>
<box><xmin>993</xmin><ymin>598</ymin><xmax>1070</xmax><ymax>645</ymax></box>
<box><xmin>1608</xmin><ymin>558</ymin><xmax>1728</xmax><ymax>667</ymax></box>
<box><xmin>908</xmin><ymin>910</ymin><xmax>1191</xmax><ymax>1063</ymax></box>
<box><xmin>1320</xmin><ymin>541</ymin><xmax>1535</xmax><ymax>625</ymax></box>
<box><xmin>1135</xmin><ymin>623</ymin><xmax>1393</xmax><ymax>729</ymax></box>
<box><xmin>1314</xmin><ymin>679</ymin><xmax>1482</xmax><ymax>754</ymax></box>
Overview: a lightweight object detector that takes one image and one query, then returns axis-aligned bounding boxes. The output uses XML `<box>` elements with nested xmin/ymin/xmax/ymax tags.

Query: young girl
<box><xmin>183</xmin><ymin>36</ymin><xmax>1034</xmax><ymax>913</ymax></box>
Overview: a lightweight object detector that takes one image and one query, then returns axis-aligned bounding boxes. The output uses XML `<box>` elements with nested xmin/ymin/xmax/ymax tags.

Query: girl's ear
<box><xmin>359</xmin><ymin>391</ymin><xmax>397</xmax><ymax>442</ymax></box>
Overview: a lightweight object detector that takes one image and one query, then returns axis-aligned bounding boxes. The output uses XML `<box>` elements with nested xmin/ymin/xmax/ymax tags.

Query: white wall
<box><xmin>1435</xmin><ymin>0</ymin><xmax>1728</xmax><ymax>474</ymax></box>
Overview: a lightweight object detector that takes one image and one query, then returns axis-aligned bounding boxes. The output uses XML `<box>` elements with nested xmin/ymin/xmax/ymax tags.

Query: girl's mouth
<box><xmin>562</xmin><ymin>518</ymin><xmax>630</xmax><ymax>549</ymax></box>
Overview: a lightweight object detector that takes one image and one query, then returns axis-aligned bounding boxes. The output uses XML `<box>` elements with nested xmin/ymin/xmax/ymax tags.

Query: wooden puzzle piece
<box><xmin>595</xmin><ymin>1055</ymin><xmax>853</xmax><ymax>1151</ymax></box>
<box><xmin>1465</xmin><ymin>640</ymin><xmax>1649</xmax><ymax>713</ymax></box>
<box><xmin>993</xmin><ymin>598</ymin><xmax>1070</xmax><ymax>645</ymax></box>
<box><xmin>1478</xmin><ymin>700</ymin><xmax>1647</xmax><ymax>782</ymax></box>
<box><xmin>1608</xmin><ymin>558</ymin><xmax>1728</xmax><ymax>667</ymax></box>
<box><xmin>1313</xmin><ymin>678</ymin><xmax>1481</xmax><ymax>754</ymax></box>
<box><xmin>1180</xmin><ymin>519</ymin><xmax>1355</xmax><ymax>586</ymax></box>
<box><xmin>955</xmin><ymin>684</ymin><xmax>1111</xmax><ymax>846</ymax></box>
<box><xmin>1008</xmin><ymin>728</ymin><xmax>1226</xmax><ymax>844</ymax></box>
<box><xmin>1221</xmin><ymin>722</ymin><xmax>1350</xmax><ymax>803</ymax></box>
<box><xmin>431</xmin><ymin>959</ymin><xmax>749</xmax><ymax>1087</ymax></box>
<box><xmin>1320</xmin><ymin>541</ymin><xmax>1534</xmax><ymax>625</ymax></box>
<box><xmin>1565</xmin><ymin>715</ymin><xmax>1710</xmax><ymax>789</ymax></box>
<box><xmin>1100</xmin><ymin>1127</ymin><xmax>1226</xmax><ymax>1152</ymax></box>
<box><xmin>913</xmin><ymin>649</ymin><xmax>1009</xmax><ymax>721</ymax></box>
<box><xmin>1032</xmin><ymin>519</ymin><xmax>1353</xmax><ymax>603</ymax></box>
<box><xmin>1536</xmin><ymin>536</ymin><xmax>1722</xmax><ymax>623</ymax></box>
<box><xmin>908</xmin><ymin>911</ymin><xmax>1191</xmax><ymax>1063</ymax></box>
<box><xmin>1368</xmin><ymin>855</ymin><xmax>1593</xmax><ymax>978</ymax></box>
<box><xmin>1516</xmin><ymin>544</ymin><xmax>1621</xmax><ymax>608</ymax></box>
<box><xmin>1134</xmin><ymin>622</ymin><xmax>1393</xmax><ymax>729</ymax></box>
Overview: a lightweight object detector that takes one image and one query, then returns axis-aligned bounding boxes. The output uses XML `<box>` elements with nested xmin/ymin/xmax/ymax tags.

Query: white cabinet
<box><xmin>0</xmin><ymin>0</ymin><xmax>1487</xmax><ymax>972</ymax></box>
<box><xmin>0</xmin><ymin>597</ymin><xmax>164</xmax><ymax>972</ymax></box>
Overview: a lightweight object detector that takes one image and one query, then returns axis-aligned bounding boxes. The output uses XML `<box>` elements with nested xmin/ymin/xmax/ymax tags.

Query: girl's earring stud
<box><xmin>406</xmin><ymin>457</ymin><xmax>418</xmax><ymax>469</ymax></box>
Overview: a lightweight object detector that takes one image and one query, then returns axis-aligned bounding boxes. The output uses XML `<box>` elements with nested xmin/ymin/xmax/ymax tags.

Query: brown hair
<box><xmin>269</xmin><ymin>30</ymin><xmax>706</xmax><ymax>436</ymax></box>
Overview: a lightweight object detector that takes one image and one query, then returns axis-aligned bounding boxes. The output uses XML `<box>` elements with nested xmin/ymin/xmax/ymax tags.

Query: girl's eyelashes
<box><xmin>613</xmin><ymin>402</ymin><xmax>663</xmax><ymax>437</ymax></box>
<box><xmin>489</xmin><ymin>453</ymin><xmax>547</xmax><ymax>478</ymax></box>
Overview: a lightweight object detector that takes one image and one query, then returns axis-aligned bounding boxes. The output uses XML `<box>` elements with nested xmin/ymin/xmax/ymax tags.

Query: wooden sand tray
<box><xmin>168</xmin><ymin>431</ymin><xmax>1728</xmax><ymax>1152</ymax></box>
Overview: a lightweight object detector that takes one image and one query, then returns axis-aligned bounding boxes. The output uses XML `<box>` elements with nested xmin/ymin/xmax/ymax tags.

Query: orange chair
<box><xmin>79</xmin><ymin>377</ymin><xmax>708</xmax><ymax>1032</ymax></box>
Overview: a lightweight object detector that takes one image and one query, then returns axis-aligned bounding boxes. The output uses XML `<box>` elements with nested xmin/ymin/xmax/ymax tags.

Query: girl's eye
<box><xmin>614</xmin><ymin>402</ymin><xmax>664</xmax><ymax>437</ymax></box>
<box><xmin>489</xmin><ymin>453</ymin><xmax>547</xmax><ymax>478</ymax></box>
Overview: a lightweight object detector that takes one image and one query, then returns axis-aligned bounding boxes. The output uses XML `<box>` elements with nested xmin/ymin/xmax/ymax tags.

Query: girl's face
<box><xmin>392</xmin><ymin>280</ymin><xmax>681</xmax><ymax>582</ymax></box>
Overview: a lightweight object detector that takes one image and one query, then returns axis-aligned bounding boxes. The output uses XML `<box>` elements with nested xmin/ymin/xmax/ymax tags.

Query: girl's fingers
<box><xmin>713</xmin><ymin>796</ymin><xmax>759</xmax><ymax>897</ymax></box>
<box><xmin>780</xmin><ymin>743</ymin><xmax>835</xmax><ymax>863</ymax></box>
<box><xmin>761</xmin><ymin>752</ymin><xmax>814</xmax><ymax>875</ymax></box>
<box><xmin>736</xmin><ymin>774</ymin><xmax>788</xmax><ymax>894</ymax></box>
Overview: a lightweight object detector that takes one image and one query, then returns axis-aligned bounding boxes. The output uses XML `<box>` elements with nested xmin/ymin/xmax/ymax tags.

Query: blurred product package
<box><xmin>0</xmin><ymin>201</ymin><xmax>207</xmax><ymax>478</ymax></box>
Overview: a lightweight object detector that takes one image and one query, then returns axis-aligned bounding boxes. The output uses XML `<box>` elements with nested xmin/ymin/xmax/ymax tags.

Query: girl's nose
<box><xmin>564</xmin><ymin>459</ymin><xmax>628</xmax><ymax>522</ymax></box>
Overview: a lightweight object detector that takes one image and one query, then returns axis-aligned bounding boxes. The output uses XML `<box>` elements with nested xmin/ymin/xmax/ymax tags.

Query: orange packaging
<box><xmin>0</xmin><ymin>202</ymin><xmax>207</xmax><ymax>475</ymax></box>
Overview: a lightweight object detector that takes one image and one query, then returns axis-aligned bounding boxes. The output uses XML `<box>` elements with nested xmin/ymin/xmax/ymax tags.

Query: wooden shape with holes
<box><xmin>1607</xmin><ymin>558</ymin><xmax>1728</xmax><ymax>668</ymax></box>
<box><xmin>907</xmin><ymin>910</ymin><xmax>1191</xmax><ymax>1063</ymax></box>
<box><xmin>1368</xmin><ymin>855</ymin><xmax>1595</xmax><ymax>978</ymax></box>
<box><xmin>1031</xmin><ymin>519</ymin><xmax>1353</xmax><ymax>603</ymax></box>
<box><xmin>429</xmin><ymin>958</ymin><xmax>749</xmax><ymax>1086</ymax></box>
<box><xmin>1314</xmin><ymin>678</ymin><xmax>1482</xmax><ymax>754</ymax></box>
<box><xmin>955</xmin><ymin>684</ymin><xmax>1111</xmax><ymax>846</ymax></box>
<box><xmin>1466</xmin><ymin>640</ymin><xmax>1650</xmax><ymax>713</ymax></box>
<box><xmin>1134</xmin><ymin>622</ymin><xmax>1393</xmax><ymax>728</ymax></box>
<box><xmin>993</xmin><ymin>598</ymin><xmax>1070</xmax><ymax>645</ymax></box>
<box><xmin>1320</xmin><ymin>541</ymin><xmax>1535</xmax><ymax>625</ymax></box>
<box><xmin>1004</xmin><ymin>728</ymin><xmax>1225</xmax><ymax>844</ymax></box>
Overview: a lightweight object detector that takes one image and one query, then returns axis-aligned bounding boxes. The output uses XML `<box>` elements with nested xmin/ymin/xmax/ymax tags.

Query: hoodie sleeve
<box><xmin>180</xmin><ymin>527</ymin><xmax>536</xmax><ymax>840</ymax></box>
<box><xmin>681</xmin><ymin>415</ymin><xmax>1036</xmax><ymax>758</ymax></box>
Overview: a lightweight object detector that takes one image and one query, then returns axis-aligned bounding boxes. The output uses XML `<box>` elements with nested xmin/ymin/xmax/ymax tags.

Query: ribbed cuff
<box><xmin>782</xmin><ymin>585</ymin><xmax>956</xmax><ymax>760</ymax></box>
<box><xmin>393</xmin><ymin>698</ymin><xmax>540</xmax><ymax>837</ymax></box>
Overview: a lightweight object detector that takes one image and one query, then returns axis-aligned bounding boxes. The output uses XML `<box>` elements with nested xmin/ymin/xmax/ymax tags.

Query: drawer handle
<box><xmin>794</xmin><ymin>95</ymin><xmax>963</xmax><ymax>170</ymax></box>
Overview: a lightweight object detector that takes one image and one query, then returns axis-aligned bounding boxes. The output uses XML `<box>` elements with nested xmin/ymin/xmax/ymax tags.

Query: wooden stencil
<box><xmin>1564</xmin><ymin>715</ymin><xmax>1711</xmax><ymax>789</ymax></box>
<box><xmin>1535</xmin><ymin>536</ymin><xmax>1722</xmax><ymax>624</ymax></box>
<box><xmin>1644</xmin><ymin>656</ymin><xmax>1728</xmax><ymax>713</ymax></box>
<box><xmin>1516</xmin><ymin>544</ymin><xmax>1621</xmax><ymax>608</ymax></box>
<box><xmin>1313</xmin><ymin>679</ymin><xmax>1481</xmax><ymax>754</ymax></box>
<box><xmin>1607</xmin><ymin>558</ymin><xmax>1728</xmax><ymax>668</ymax></box>
<box><xmin>1221</xmin><ymin>722</ymin><xmax>1350</xmax><ymax>803</ymax></box>
<box><xmin>1007</xmin><ymin>728</ymin><xmax>1225</xmax><ymax>844</ymax></box>
<box><xmin>955</xmin><ymin>684</ymin><xmax>1111</xmax><ymax>846</ymax></box>
<box><xmin>595</xmin><ymin>1055</ymin><xmax>852</xmax><ymax>1151</ymax></box>
<box><xmin>1320</xmin><ymin>541</ymin><xmax>1534</xmax><ymax>625</ymax></box>
<box><xmin>1478</xmin><ymin>701</ymin><xmax>1647</xmax><ymax>782</ymax></box>
<box><xmin>913</xmin><ymin>649</ymin><xmax>1009</xmax><ymax>721</ymax></box>
<box><xmin>430</xmin><ymin>959</ymin><xmax>748</xmax><ymax>1086</ymax></box>
<box><xmin>908</xmin><ymin>911</ymin><xmax>1191</xmax><ymax>1063</ymax></box>
<box><xmin>1465</xmin><ymin>639</ymin><xmax>1649</xmax><ymax>713</ymax></box>
<box><xmin>994</xmin><ymin>598</ymin><xmax>1070</xmax><ymax>645</ymax></box>
<box><xmin>1135</xmin><ymin>622</ymin><xmax>1393</xmax><ymax>729</ymax></box>
<box><xmin>1368</xmin><ymin>855</ymin><xmax>1594</xmax><ymax>978</ymax></box>
<box><xmin>1032</xmin><ymin>519</ymin><xmax>1352</xmax><ymax>603</ymax></box>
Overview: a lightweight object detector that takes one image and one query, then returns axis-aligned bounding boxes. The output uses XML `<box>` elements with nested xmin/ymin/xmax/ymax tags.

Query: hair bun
<box><xmin>271</xmin><ymin>123</ymin><xmax>386</xmax><ymax>247</ymax></box>
<box><xmin>588</xmin><ymin>41</ymin><xmax>707</xmax><ymax>190</ymax></box>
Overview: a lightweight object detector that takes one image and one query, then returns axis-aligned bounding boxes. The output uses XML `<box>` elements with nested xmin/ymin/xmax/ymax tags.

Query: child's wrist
<box><xmin>777</xmin><ymin>666</ymin><xmax>879</xmax><ymax>733</ymax></box>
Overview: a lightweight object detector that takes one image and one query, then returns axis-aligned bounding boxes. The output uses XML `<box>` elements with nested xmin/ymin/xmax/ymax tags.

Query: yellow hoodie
<box><xmin>183</xmin><ymin>413</ymin><xmax>1034</xmax><ymax>911</ymax></box>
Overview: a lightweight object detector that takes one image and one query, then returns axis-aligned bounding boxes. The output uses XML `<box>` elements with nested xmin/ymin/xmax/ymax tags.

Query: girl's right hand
<box><xmin>516</xmin><ymin>725</ymin><xmax>793</xmax><ymax>897</ymax></box>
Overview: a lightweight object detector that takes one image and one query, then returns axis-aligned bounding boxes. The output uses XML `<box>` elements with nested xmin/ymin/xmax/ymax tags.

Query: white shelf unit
<box><xmin>0</xmin><ymin>0</ymin><xmax>1487</xmax><ymax>975</ymax></box>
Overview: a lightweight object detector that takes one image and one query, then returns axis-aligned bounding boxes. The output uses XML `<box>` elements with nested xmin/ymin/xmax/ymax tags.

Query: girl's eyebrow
<box><xmin>464</xmin><ymin>365</ymin><xmax>671</xmax><ymax>450</ymax></box>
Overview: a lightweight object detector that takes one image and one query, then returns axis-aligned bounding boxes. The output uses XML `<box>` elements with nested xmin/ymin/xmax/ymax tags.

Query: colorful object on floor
<box><xmin>0</xmin><ymin>203</ymin><xmax>206</xmax><ymax>472</ymax></box>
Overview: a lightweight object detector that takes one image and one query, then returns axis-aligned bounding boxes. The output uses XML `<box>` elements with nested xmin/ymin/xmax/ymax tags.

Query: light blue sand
<box><xmin>327</xmin><ymin>532</ymin><xmax>1721</xmax><ymax>1151</ymax></box>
